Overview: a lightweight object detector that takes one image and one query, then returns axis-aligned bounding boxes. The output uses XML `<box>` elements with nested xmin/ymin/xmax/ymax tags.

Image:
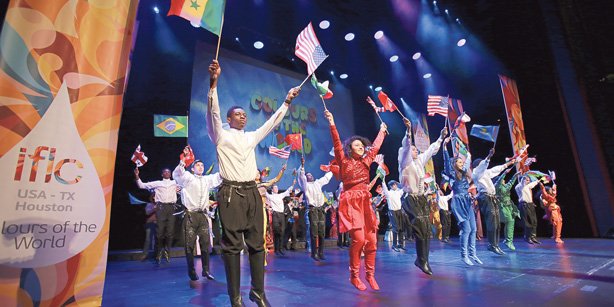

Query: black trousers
<box><xmin>283</xmin><ymin>217</ymin><xmax>296</xmax><ymax>249</ymax></box>
<box><xmin>156</xmin><ymin>203</ymin><xmax>176</xmax><ymax>252</ymax></box>
<box><xmin>478</xmin><ymin>193</ymin><xmax>501</xmax><ymax>247</ymax></box>
<box><xmin>308</xmin><ymin>206</ymin><xmax>326</xmax><ymax>256</ymax></box>
<box><xmin>440</xmin><ymin>210</ymin><xmax>452</xmax><ymax>240</ymax></box>
<box><xmin>388</xmin><ymin>209</ymin><xmax>405</xmax><ymax>247</ymax></box>
<box><xmin>183</xmin><ymin>211</ymin><xmax>210</xmax><ymax>274</ymax></box>
<box><xmin>520</xmin><ymin>201</ymin><xmax>538</xmax><ymax>240</ymax></box>
<box><xmin>403</xmin><ymin>195</ymin><xmax>431</xmax><ymax>265</ymax></box>
<box><xmin>272</xmin><ymin>211</ymin><xmax>286</xmax><ymax>252</ymax></box>
<box><xmin>336</xmin><ymin>208</ymin><xmax>350</xmax><ymax>247</ymax></box>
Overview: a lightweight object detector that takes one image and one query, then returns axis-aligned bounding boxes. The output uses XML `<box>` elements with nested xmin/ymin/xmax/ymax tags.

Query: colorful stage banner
<box><xmin>413</xmin><ymin>114</ymin><xmax>436</xmax><ymax>191</ymax></box>
<box><xmin>0</xmin><ymin>1</ymin><xmax>138</xmax><ymax>306</ymax></box>
<box><xmin>499</xmin><ymin>75</ymin><xmax>529</xmax><ymax>173</ymax></box>
<box><xmin>447</xmin><ymin>98</ymin><xmax>470</xmax><ymax>160</ymax></box>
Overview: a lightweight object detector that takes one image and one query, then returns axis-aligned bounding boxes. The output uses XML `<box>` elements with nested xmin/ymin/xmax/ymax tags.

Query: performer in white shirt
<box><xmin>382</xmin><ymin>180</ymin><xmax>406</xmax><ymax>252</ymax></box>
<box><xmin>437</xmin><ymin>187</ymin><xmax>454</xmax><ymax>243</ymax></box>
<box><xmin>265</xmin><ymin>180</ymin><xmax>295</xmax><ymax>256</ymax></box>
<box><xmin>515</xmin><ymin>175</ymin><xmax>545</xmax><ymax>244</ymax></box>
<box><xmin>472</xmin><ymin>149</ymin><xmax>516</xmax><ymax>255</ymax></box>
<box><xmin>398</xmin><ymin>118</ymin><xmax>446</xmax><ymax>275</ymax></box>
<box><xmin>134</xmin><ymin>167</ymin><xmax>179</xmax><ymax>264</ymax></box>
<box><xmin>207</xmin><ymin>59</ymin><xmax>299</xmax><ymax>307</ymax></box>
<box><xmin>298</xmin><ymin>157</ymin><xmax>333</xmax><ymax>261</ymax></box>
<box><xmin>173</xmin><ymin>157</ymin><xmax>222</xmax><ymax>281</ymax></box>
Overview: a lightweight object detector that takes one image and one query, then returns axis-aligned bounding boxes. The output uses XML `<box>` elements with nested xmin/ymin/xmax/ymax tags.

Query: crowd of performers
<box><xmin>132</xmin><ymin>60</ymin><xmax>563</xmax><ymax>306</ymax></box>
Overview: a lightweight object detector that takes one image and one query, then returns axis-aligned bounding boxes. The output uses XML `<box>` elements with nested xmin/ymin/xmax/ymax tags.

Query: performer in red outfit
<box><xmin>540</xmin><ymin>183</ymin><xmax>563</xmax><ymax>243</ymax></box>
<box><xmin>324</xmin><ymin>110</ymin><xmax>387</xmax><ymax>291</ymax></box>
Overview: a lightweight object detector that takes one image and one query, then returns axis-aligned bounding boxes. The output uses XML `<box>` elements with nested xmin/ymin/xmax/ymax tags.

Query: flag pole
<box><xmin>298</xmin><ymin>73</ymin><xmax>312</xmax><ymax>89</ymax></box>
<box><xmin>319</xmin><ymin>95</ymin><xmax>328</xmax><ymax>111</ymax></box>
<box><xmin>214</xmin><ymin>14</ymin><xmax>225</xmax><ymax>61</ymax></box>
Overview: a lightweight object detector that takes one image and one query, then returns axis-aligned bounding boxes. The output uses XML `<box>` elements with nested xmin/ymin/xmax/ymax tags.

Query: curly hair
<box><xmin>343</xmin><ymin>135</ymin><xmax>372</xmax><ymax>157</ymax></box>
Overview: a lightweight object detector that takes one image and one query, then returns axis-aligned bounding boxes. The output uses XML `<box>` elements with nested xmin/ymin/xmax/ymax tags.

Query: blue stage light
<box><xmin>345</xmin><ymin>33</ymin><xmax>355</xmax><ymax>41</ymax></box>
<box><xmin>389</xmin><ymin>55</ymin><xmax>399</xmax><ymax>62</ymax></box>
<box><xmin>340</xmin><ymin>74</ymin><xmax>348</xmax><ymax>79</ymax></box>
<box><xmin>423</xmin><ymin>73</ymin><xmax>432</xmax><ymax>79</ymax></box>
<box><xmin>319</xmin><ymin>20</ymin><xmax>330</xmax><ymax>29</ymax></box>
<box><xmin>457</xmin><ymin>38</ymin><xmax>466</xmax><ymax>47</ymax></box>
<box><xmin>254</xmin><ymin>41</ymin><xmax>264</xmax><ymax>49</ymax></box>
<box><xmin>374</xmin><ymin>31</ymin><xmax>384</xmax><ymax>39</ymax></box>
<box><xmin>412</xmin><ymin>52</ymin><xmax>421</xmax><ymax>60</ymax></box>
<box><xmin>153</xmin><ymin>6</ymin><xmax>160</xmax><ymax>14</ymax></box>
<box><xmin>374</xmin><ymin>86</ymin><xmax>382</xmax><ymax>92</ymax></box>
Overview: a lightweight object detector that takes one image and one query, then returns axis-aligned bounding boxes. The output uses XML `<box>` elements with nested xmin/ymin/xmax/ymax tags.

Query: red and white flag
<box><xmin>269</xmin><ymin>145</ymin><xmax>291</xmax><ymax>159</ymax></box>
<box><xmin>131</xmin><ymin>145</ymin><xmax>148</xmax><ymax>167</ymax></box>
<box><xmin>295</xmin><ymin>22</ymin><xmax>328</xmax><ymax>75</ymax></box>
<box><xmin>285</xmin><ymin>133</ymin><xmax>303</xmax><ymax>150</ymax></box>
<box><xmin>366</xmin><ymin>96</ymin><xmax>385</xmax><ymax>113</ymax></box>
<box><xmin>427</xmin><ymin>95</ymin><xmax>449</xmax><ymax>117</ymax></box>
<box><xmin>378</xmin><ymin>91</ymin><xmax>398</xmax><ymax>112</ymax></box>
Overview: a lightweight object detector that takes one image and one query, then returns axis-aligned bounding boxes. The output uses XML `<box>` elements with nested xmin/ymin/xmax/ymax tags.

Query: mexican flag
<box><xmin>168</xmin><ymin>0</ymin><xmax>226</xmax><ymax>35</ymax></box>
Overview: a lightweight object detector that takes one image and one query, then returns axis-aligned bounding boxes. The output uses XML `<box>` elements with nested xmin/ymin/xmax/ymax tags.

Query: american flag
<box><xmin>295</xmin><ymin>22</ymin><xmax>328</xmax><ymax>75</ymax></box>
<box><xmin>366</xmin><ymin>96</ymin><xmax>384</xmax><ymax>113</ymax></box>
<box><xmin>427</xmin><ymin>95</ymin><xmax>449</xmax><ymax>117</ymax></box>
<box><xmin>131</xmin><ymin>145</ymin><xmax>148</xmax><ymax>167</ymax></box>
<box><xmin>268</xmin><ymin>145</ymin><xmax>291</xmax><ymax>159</ymax></box>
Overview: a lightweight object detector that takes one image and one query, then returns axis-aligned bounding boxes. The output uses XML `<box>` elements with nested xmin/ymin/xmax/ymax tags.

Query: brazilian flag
<box><xmin>154</xmin><ymin>115</ymin><xmax>188</xmax><ymax>137</ymax></box>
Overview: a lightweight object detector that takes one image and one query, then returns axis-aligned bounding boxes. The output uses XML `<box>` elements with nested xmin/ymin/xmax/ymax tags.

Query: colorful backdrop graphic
<box><xmin>188</xmin><ymin>42</ymin><xmax>355</xmax><ymax>188</ymax></box>
<box><xmin>499</xmin><ymin>75</ymin><xmax>529</xmax><ymax>173</ymax></box>
<box><xmin>0</xmin><ymin>1</ymin><xmax>138</xmax><ymax>306</ymax></box>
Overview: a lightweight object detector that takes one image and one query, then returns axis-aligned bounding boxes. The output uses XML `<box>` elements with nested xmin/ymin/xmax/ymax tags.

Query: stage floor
<box><xmin>103</xmin><ymin>238</ymin><xmax>614</xmax><ymax>306</ymax></box>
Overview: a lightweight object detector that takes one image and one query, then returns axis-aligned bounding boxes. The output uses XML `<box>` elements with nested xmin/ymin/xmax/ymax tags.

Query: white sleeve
<box><xmin>207</xmin><ymin>87</ymin><xmax>224</xmax><ymax>144</ymax></box>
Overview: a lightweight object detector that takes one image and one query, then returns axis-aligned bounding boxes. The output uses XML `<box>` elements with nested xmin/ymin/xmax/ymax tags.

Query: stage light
<box><xmin>423</xmin><ymin>73</ymin><xmax>432</xmax><ymax>79</ymax></box>
<box><xmin>456</xmin><ymin>18</ymin><xmax>461</xmax><ymax>23</ymax></box>
<box><xmin>412</xmin><ymin>52</ymin><xmax>421</xmax><ymax>60</ymax></box>
<box><xmin>389</xmin><ymin>55</ymin><xmax>399</xmax><ymax>62</ymax></box>
<box><xmin>369</xmin><ymin>85</ymin><xmax>373</xmax><ymax>89</ymax></box>
<box><xmin>445</xmin><ymin>9</ymin><xmax>449</xmax><ymax>14</ymax></box>
<box><xmin>457</xmin><ymin>38</ymin><xmax>466</xmax><ymax>47</ymax></box>
<box><xmin>254</xmin><ymin>41</ymin><xmax>264</xmax><ymax>49</ymax></box>
<box><xmin>153</xmin><ymin>6</ymin><xmax>159</xmax><ymax>14</ymax></box>
<box><xmin>345</xmin><ymin>33</ymin><xmax>355</xmax><ymax>41</ymax></box>
<box><xmin>340</xmin><ymin>74</ymin><xmax>348</xmax><ymax>79</ymax></box>
<box><xmin>433</xmin><ymin>1</ymin><xmax>437</xmax><ymax>5</ymax></box>
<box><xmin>235</xmin><ymin>37</ymin><xmax>240</xmax><ymax>42</ymax></box>
<box><xmin>374</xmin><ymin>86</ymin><xmax>382</xmax><ymax>92</ymax></box>
<box><xmin>330</xmin><ymin>71</ymin><xmax>334</xmax><ymax>75</ymax></box>
<box><xmin>374</xmin><ymin>31</ymin><xmax>384</xmax><ymax>39</ymax></box>
<box><xmin>319</xmin><ymin>20</ymin><xmax>330</xmax><ymax>29</ymax></box>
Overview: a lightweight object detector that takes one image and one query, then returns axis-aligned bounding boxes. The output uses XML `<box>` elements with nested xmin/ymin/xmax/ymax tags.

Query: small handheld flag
<box><xmin>268</xmin><ymin>146</ymin><xmax>291</xmax><ymax>159</ymax></box>
<box><xmin>131</xmin><ymin>145</ymin><xmax>148</xmax><ymax>168</ymax></box>
<box><xmin>470</xmin><ymin>124</ymin><xmax>499</xmax><ymax>143</ymax></box>
<box><xmin>295</xmin><ymin>22</ymin><xmax>328</xmax><ymax>75</ymax></box>
<box><xmin>180</xmin><ymin>144</ymin><xmax>195</xmax><ymax>166</ymax></box>
<box><xmin>427</xmin><ymin>95</ymin><xmax>449</xmax><ymax>117</ymax></box>
<box><xmin>311</xmin><ymin>75</ymin><xmax>333</xmax><ymax>99</ymax></box>
<box><xmin>285</xmin><ymin>134</ymin><xmax>303</xmax><ymax>151</ymax></box>
<box><xmin>377</xmin><ymin>91</ymin><xmax>398</xmax><ymax>112</ymax></box>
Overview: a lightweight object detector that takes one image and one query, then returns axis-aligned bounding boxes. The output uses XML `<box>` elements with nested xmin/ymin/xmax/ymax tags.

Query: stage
<box><xmin>102</xmin><ymin>238</ymin><xmax>614</xmax><ymax>306</ymax></box>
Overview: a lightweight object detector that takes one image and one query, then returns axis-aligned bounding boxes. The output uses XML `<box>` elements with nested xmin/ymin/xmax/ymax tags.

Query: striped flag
<box><xmin>427</xmin><ymin>95</ymin><xmax>449</xmax><ymax>117</ymax></box>
<box><xmin>366</xmin><ymin>96</ymin><xmax>384</xmax><ymax>113</ymax></box>
<box><xmin>295</xmin><ymin>22</ymin><xmax>328</xmax><ymax>75</ymax></box>
<box><xmin>168</xmin><ymin>0</ymin><xmax>226</xmax><ymax>35</ymax></box>
<box><xmin>268</xmin><ymin>145</ymin><xmax>291</xmax><ymax>159</ymax></box>
<box><xmin>377</xmin><ymin>91</ymin><xmax>398</xmax><ymax>112</ymax></box>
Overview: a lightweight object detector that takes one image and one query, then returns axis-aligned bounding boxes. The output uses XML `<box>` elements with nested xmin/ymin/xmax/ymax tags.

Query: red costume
<box><xmin>540</xmin><ymin>184</ymin><xmax>563</xmax><ymax>243</ymax></box>
<box><xmin>330</xmin><ymin>124</ymin><xmax>385</xmax><ymax>291</ymax></box>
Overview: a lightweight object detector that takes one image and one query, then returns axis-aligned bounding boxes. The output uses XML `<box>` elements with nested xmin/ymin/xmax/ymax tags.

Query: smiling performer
<box><xmin>207</xmin><ymin>59</ymin><xmax>300</xmax><ymax>307</ymax></box>
<box><xmin>325</xmin><ymin>109</ymin><xmax>387</xmax><ymax>291</ymax></box>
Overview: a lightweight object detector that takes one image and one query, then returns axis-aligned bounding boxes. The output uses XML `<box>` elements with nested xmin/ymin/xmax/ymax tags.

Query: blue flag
<box><xmin>470</xmin><ymin>124</ymin><xmax>499</xmax><ymax>143</ymax></box>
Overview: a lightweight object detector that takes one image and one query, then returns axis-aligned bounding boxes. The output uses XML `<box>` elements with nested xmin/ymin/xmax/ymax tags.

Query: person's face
<box><xmin>161</xmin><ymin>169</ymin><xmax>171</xmax><ymax>179</ymax></box>
<box><xmin>391</xmin><ymin>183</ymin><xmax>398</xmax><ymax>190</ymax></box>
<box><xmin>411</xmin><ymin>146</ymin><xmax>419</xmax><ymax>159</ymax></box>
<box><xmin>227</xmin><ymin>108</ymin><xmax>247</xmax><ymax>130</ymax></box>
<box><xmin>523</xmin><ymin>177</ymin><xmax>530</xmax><ymax>185</ymax></box>
<box><xmin>306</xmin><ymin>173</ymin><xmax>314</xmax><ymax>182</ymax></box>
<box><xmin>351</xmin><ymin>140</ymin><xmax>365</xmax><ymax>156</ymax></box>
<box><xmin>192</xmin><ymin>162</ymin><xmax>205</xmax><ymax>175</ymax></box>
<box><xmin>272</xmin><ymin>185</ymin><xmax>279</xmax><ymax>193</ymax></box>
<box><xmin>551</xmin><ymin>186</ymin><xmax>557</xmax><ymax>196</ymax></box>
<box><xmin>454</xmin><ymin>157</ymin><xmax>464</xmax><ymax>170</ymax></box>
<box><xmin>375</xmin><ymin>185</ymin><xmax>382</xmax><ymax>194</ymax></box>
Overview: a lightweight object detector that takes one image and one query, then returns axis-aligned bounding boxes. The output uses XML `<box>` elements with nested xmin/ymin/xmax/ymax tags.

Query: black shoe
<box><xmin>443</xmin><ymin>239</ymin><xmax>450</xmax><ymax>243</ymax></box>
<box><xmin>248</xmin><ymin>289</ymin><xmax>271</xmax><ymax>307</ymax></box>
<box><xmin>399</xmin><ymin>245</ymin><xmax>407</xmax><ymax>251</ymax></box>
<box><xmin>495</xmin><ymin>246</ymin><xmax>506</xmax><ymax>255</ymax></box>
<box><xmin>188</xmin><ymin>270</ymin><xmax>198</xmax><ymax>281</ymax></box>
<box><xmin>163</xmin><ymin>250</ymin><xmax>170</xmax><ymax>263</ymax></box>
<box><xmin>279</xmin><ymin>249</ymin><xmax>285</xmax><ymax>256</ymax></box>
<box><xmin>525</xmin><ymin>238</ymin><xmax>535</xmax><ymax>244</ymax></box>
<box><xmin>487</xmin><ymin>245</ymin><xmax>504</xmax><ymax>255</ymax></box>
<box><xmin>202</xmin><ymin>271</ymin><xmax>215</xmax><ymax>280</ymax></box>
<box><xmin>414</xmin><ymin>259</ymin><xmax>433</xmax><ymax>275</ymax></box>
<box><xmin>392</xmin><ymin>246</ymin><xmax>400</xmax><ymax>252</ymax></box>
<box><xmin>155</xmin><ymin>251</ymin><xmax>163</xmax><ymax>264</ymax></box>
<box><xmin>318</xmin><ymin>253</ymin><xmax>326</xmax><ymax>260</ymax></box>
<box><xmin>531</xmin><ymin>238</ymin><xmax>541</xmax><ymax>244</ymax></box>
<box><xmin>311</xmin><ymin>254</ymin><xmax>320</xmax><ymax>261</ymax></box>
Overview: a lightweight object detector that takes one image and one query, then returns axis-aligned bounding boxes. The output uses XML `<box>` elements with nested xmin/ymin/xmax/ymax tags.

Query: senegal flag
<box><xmin>154</xmin><ymin>115</ymin><xmax>188</xmax><ymax>137</ymax></box>
<box><xmin>168</xmin><ymin>0</ymin><xmax>226</xmax><ymax>35</ymax></box>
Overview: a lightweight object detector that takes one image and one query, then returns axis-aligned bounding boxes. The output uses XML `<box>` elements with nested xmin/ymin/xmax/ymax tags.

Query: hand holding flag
<box><xmin>180</xmin><ymin>145</ymin><xmax>195</xmax><ymax>166</ymax></box>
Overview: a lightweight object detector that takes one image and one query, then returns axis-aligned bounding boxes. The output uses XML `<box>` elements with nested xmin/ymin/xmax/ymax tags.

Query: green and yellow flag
<box><xmin>168</xmin><ymin>0</ymin><xmax>226</xmax><ymax>35</ymax></box>
<box><xmin>154</xmin><ymin>115</ymin><xmax>188</xmax><ymax>137</ymax></box>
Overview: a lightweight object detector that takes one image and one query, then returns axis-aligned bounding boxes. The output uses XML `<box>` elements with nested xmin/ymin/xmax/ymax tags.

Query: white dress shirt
<box><xmin>472</xmin><ymin>159</ymin><xmax>507</xmax><ymax>195</ymax></box>
<box><xmin>437</xmin><ymin>192</ymin><xmax>454</xmax><ymax>211</ymax></box>
<box><xmin>136</xmin><ymin>178</ymin><xmax>178</xmax><ymax>203</ymax></box>
<box><xmin>207</xmin><ymin>87</ymin><xmax>288</xmax><ymax>182</ymax></box>
<box><xmin>298</xmin><ymin>167</ymin><xmax>333</xmax><ymax>207</ymax></box>
<box><xmin>515</xmin><ymin>180</ymin><xmax>540</xmax><ymax>203</ymax></box>
<box><xmin>266</xmin><ymin>187</ymin><xmax>293</xmax><ymax>213</ymax></box>
<box><xmin>398</xmin><ymin>132</ymin><xmax>443</xmax><ymax>194</ymax></box>
<box><xmin>173</xmin><ymin>164</ymin><xmax>222</xmax><ymax>212</ymax></box>
<box><xmin>381</xmin><ymin>183</ymin><xmax>404</xmax><ymax>211</ymax></box>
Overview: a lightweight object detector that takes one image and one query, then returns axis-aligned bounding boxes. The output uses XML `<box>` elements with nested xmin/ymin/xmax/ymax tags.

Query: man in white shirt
<box><xmin>173</xmin><ymin>158</ymin><xmax>222</xmax><ymax>281</ymax></box>
<box><xmin>472</xmin><ymin>149</ymin><xmax>516</xmax><ymax>255</ymax></box>
<box><xmin>398</xmin><ymin>118</ymin><xmax>446</xmax><ymax>275</ymax></box>
<box><xmin>515</xmin><ymin>175</ymin><xmax>545</xmax><ymax>244</ymax></box>
<box><xmin>207</xmin><ymin>59</ymin><xmax>299</xmax><ymax>307</ymax></box>
<box><xmin>382</xmin><ymin>180</ymin><xmax>405</xmax><ymax>252</ymax></box>
<box><xmin>298</xmin><ymin>157</ymin><xmax>333</xmax><ymax>261</ymax></box>
<box><xmin>265</xmin><ymin>181</ymin><xmax>295</xmax><ymax>256</ymax></box>
<box><xmin>437</xmin><ymin>187</ymin><xmax>454</xmax><ymax>243</ymax></box>
<box><xmin>134</xmin><ymin>167</ymin><xmax>178</xmax><ymax>264</ymax></box>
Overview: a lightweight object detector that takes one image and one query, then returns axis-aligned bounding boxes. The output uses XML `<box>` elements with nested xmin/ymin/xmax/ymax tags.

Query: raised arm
<box><xmin>172</xmin><ymin>161</ymin><xmax>193</xmax><ymax>187</ymax></box>
<box><xmin>315</xmin><ymin>172</ymin><xmax>333</xmax><ymax>188</ymax></box>
<box><xmin>442</xmin><ymin>138</ymin><xmax>454</xmax><ymax>178</ymax></box>
<box><xmin>325</xmin><ymin>110</ymin><xmax>345</xmax><ymax>164</ymax></box>
<box><xmin>364</xmin><ymin>123</ymin><xmax>388</xmax><ymax>165</ymax></box>
<box><xmin>297</xmin><ymin>166</ymin><xmax>308</xmax><ymax>190</ymax></box>
<box><xmin>207</xmin><ymin>60</ymin><xmax>224</xmax><ymax>144</ymax></box>
<box><xmin>398</xmin><ymin>118</ymin><xmax>412</xmax><ymax>173</ymax></box>
<box><xmin>252</xmin><ymin>87</ymin><xmax>300</xmax><ymax>144</ymax></box>
<box><xmin>417</xmin><ymin>127</ymin><xmax>447</xmax><ymax>166</ymax></box>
